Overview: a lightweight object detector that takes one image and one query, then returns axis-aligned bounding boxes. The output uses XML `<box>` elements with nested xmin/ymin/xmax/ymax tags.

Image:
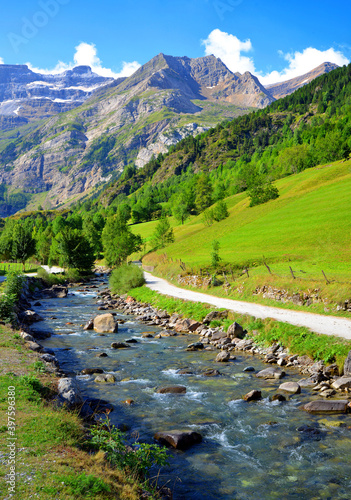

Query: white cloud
<box><xmin>202</xmin><ymin>30</ymin><xmax>349</xmax><ymax>86</ymax></box>
<box><xmin>259</xmin><ymin>47</ymin><xmax>350</xmax><ymax>85</ymax></box>
<box><xmin>26</xmin><ymin>42</ymin><xmax>141</xmax><ymax>78</ymax></box>
<box><xmin>202</xmin><ymin>29</ymin><xmax>256</xmax><ymax>74</ymax></box>
<box><xmin>0</xmin><ymin>57</ymin><xmax>4</xmax><ymax>64</ymax></box>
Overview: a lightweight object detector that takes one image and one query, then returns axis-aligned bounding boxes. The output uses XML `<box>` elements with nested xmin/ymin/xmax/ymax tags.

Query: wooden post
<box><xmin>322</xmin><ymin>270</ymin><xmax>330</xmax><ymax>284</ymax></box>
<box><xmin>263</xmin><ymin>255</ymin><xmax>272</xmax><ymax>274</ymax></box>
<box><xmin>289</xmin><ymin>266</ymin><xmax>295</xmax><ymax>279</ymax></box>
<box><xmin>231</xmin><ymin>268</ymin><xmax>235</xmax><ymax>281</ymax></box>
<box><xmin>245</xmin><ymin>268</ymin><xmax>249</xmax><ymax>278</ymax></box>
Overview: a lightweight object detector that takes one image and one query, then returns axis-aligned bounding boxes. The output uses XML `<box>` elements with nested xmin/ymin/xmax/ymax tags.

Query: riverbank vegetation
<box><xmin>0</xmin><ymin>324</ymin><xmax>144</xmax><ymax>499</ymax></box>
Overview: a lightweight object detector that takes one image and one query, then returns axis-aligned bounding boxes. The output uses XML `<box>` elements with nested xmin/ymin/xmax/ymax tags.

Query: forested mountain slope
<box><xmin>100</xmin><ymin>63</ymin><xmax>351</xmax><ymax>222</ymax></box>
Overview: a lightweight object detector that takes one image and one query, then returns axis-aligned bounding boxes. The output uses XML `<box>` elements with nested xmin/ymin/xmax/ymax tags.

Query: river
<box><xmin>32</xmin><ymin>275</ymin><xmax>351</xmax><ymax>500</ymax></box>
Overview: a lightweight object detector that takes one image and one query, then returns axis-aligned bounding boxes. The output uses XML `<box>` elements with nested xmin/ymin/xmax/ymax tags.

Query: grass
<box><xmin>131</xmin><ymin>159</ymin><xmax>351</xmax><ymax>314</ymax></box>
<box><xmin>0</xmin><ymin>262</ymin><xmax>39</xmax><ymax>275</ymax></box>
<box><xmin>129</xmin><ymin>286</ymin><xmax>351</xmax><ymax>370</ymax></box>
<box><xmin>0</xmin><ymin>324</ymin><xmax>147</xmax><ymax>499</ymax></box>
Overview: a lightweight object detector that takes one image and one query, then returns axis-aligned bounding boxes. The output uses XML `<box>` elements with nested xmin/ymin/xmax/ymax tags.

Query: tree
<box><xmin>0</xmin><ymin>219</ymin><xmax>16</xmax><ymax>260</ymax></box>
<box><xmin>248</xmin><ymin>182</ymin><xmax>279</xmax><ymax>207</ymax></box>
<box><xmin>12</xmin><ymin>221</ymin><xmax>36</xmax><ymax>266</ymax></box>
<box><xmin>57</xmin><ymin>228</ymin><xmax>95</xmax><ymax>271</ymax></box>
<box><xmin>35</xmin><ymin>226</ymin><xmax>52</xmax><ymax>264</ymax></box>
<box><xmin>194</xmin><ymin>173</ymin><xmax>213</xmax><ymax>214</ymax></box>
<box><xmin>83</xmin><ymin>214</ymin><xmax>103</xmax><ymax>258</ymax></box>
<box><xmin>102</xmin><ymin>213</ymin><xmax>142</xmax><ymax>267</ymax></box>
<box><xmin>212</xmin><ymin>200</ymin><xmax>229</xmax><ymax>221</ymax></box>
<box><xmin>172</xmin><ymin>193</ymin><xmax>191</xmax><ymax>225</ymax></box>
<box><xmin>211</xmin><ymin>240</ymin><xmax>221</xmax><ymax>268</ymax></box>
<box><xmin>151</xmin><ymin>216</ymin><xmax>174</xmax><ymax>250</ymax></box>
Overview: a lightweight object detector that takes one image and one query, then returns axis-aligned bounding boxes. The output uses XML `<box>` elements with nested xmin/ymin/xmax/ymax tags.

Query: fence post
<box><xmin>289</xmin><ymin>266</ymin><xmax>295</xmax><ymax>279</ymax></box>
<box><xmin>322</xmin><ymin>270</ymin><xmax>330</xmax><ymax>284</ymax></box>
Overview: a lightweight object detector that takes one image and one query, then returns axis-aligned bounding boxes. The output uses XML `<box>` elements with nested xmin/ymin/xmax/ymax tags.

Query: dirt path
<box><xmin>144</xmin><ymin>271</ymin><xmax>351</xmax><ymax>340</ymax></box>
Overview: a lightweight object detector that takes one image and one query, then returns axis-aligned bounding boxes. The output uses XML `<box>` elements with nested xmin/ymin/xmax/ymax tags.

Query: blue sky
<box><xmin>0</xmin><ymin>0</ymin><xmax>350</xmax><ymax>84</ymax></box>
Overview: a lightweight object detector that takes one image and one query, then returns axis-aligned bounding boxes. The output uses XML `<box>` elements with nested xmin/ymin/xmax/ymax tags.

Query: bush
<box><xmin>249</xmin><ymin>182</ymin><xmax>279</xmax><ymax>207</ymax></box>
<box><xmin>37</xmin><ymin>267</ymin><xmax>63</xmax><ymax>287</ymax></box>
<box><xmin>89</xmin><ymin>418</ymin><xmax>168</xmax><ymax>480</ymax></box>
<box><xmin>109</xmin><ymin>264</ymin><xmax>145</xmax><ymax>294</ymax></box>
<box><xmin>0</xmin><ymin>271</ymin><xmax>24</xmax><ymax>322</ymax></box>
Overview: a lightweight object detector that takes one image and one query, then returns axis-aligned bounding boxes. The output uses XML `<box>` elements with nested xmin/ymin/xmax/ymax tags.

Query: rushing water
<box><xmin>33</xmin><ymin>276</ymin><xmax>351</xmax><ymax>500</ymax></box>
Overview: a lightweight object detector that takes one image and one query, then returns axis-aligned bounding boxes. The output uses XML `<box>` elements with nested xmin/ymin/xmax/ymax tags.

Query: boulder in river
<box><xmin>154</xmin><ymin>430</ymin><xmax>202</xmax><ymax>450</ymax></box>
<box><xmin>42</xmin><ymin>285</ymin><xmax>68</xmax><ymax>298</ymax></box>
<box><xmin>243</xmin><ymin>390</ymin><xmax>262</xmax><ymax>402</ymax></box>
<box><xmin>95</xmin><ymin>374</ymin><xmax>116</xmax><ymax>384</ymax></box>
<box><xmin>279</xmin><ymin>382</ymin><xmax>301</xmax><ymax>394</ymax></box>
<box><xmin>256</xmin><ymin>367</ymin><xmax>285</xmax><ymax>380</ymax></box>
<box><xmin>22</xmin><ymin>310</ymin><xmax>44</xmax><ymax>324</ymax></box>
<box><xmin>203</xmin><ymin>369</ymin><xmax>220</xmax><ymax>377</ymax></box>
<box><xmin>111</xmin><ymin>342</ymin><xmax>130</xmax><ymax>349</ymax></box>
<box><xmin>303</xmin><ymin>400</ymin><xmax>349</xmax><ymax>414</ymax></box>
<box><xmin>157</xmin><ymin>385</ymin><xmax>187</xmax><ymax>394</ymax></box>
<box><xmin>93</xmin><ymin>313</ymin><xmax>118</xmax><ymax>333</ymax></box>
<box><xmin>84</xmin><ymin>318</ymin><xmax>94</xmax><ymax>330</ymax></box>
<box><xmin>81</xmin><ymin>368</ymin><xmax>104</xmax><ymax>375</ymax></box>
<box><xmin>187</xmin><ymin>342</ymin><xmax>204</xmax><ymax>351</ymax></box>
<box><xmin>216</xmin><ymin>351</ymin><xmax>230</xmax><ymax>362</ymax></box>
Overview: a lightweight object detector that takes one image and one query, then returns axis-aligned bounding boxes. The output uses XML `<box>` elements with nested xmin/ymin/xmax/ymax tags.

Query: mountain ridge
<box><xmin>0</xmin><ymin>55</ymin><xmax>340</xmax><ymax>215</ymax></box>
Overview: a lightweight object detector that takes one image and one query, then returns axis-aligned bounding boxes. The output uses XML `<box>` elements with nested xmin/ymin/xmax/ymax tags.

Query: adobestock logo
<box><xmin>212</xmin><ymin>0</ymin><xmax>243</xmax><ymax>21</ymax></box>
<box><xmin>7</xmin><ymin>0</ymin><xmax>70</xmax><ymax>54</ymax></box>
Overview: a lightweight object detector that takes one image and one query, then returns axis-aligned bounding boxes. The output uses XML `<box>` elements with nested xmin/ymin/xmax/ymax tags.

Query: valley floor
<box><xmin>144</xmin><ymin>271</ymin><xmax>351</xmax><ymax>339</ymax></box>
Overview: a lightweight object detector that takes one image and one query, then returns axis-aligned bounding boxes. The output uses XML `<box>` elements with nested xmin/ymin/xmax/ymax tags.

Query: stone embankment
<box><xmin>176</xmin><ymin>274</ymin><xmax>351</xmax><ymax>313</ymax></box>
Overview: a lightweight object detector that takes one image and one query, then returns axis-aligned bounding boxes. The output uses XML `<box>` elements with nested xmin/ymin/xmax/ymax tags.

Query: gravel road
<box><xmin>144</xmin><ymin>271</ymin><xmax>351</xmax><ymax>340</ymax></box>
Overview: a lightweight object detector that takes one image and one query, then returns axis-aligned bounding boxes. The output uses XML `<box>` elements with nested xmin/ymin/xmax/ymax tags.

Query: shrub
<box><xmin>249</xmin><ymin>182</ymin><xmax>279</xmax><ymax>207</ymax></box>
<box><xmin>89</xmin><ymin>418</ymin><xmax>168</xmax><ymax>480</ymax></box>
<box><xmin>109</xmin><ymin>264</ymin><xmax>145</xmax><ymax>294</ymax></box>
<box><xmin>0</xmin><ymin>271</ymin><xmax>24</xmax><ymax>322</ymax></box>
<box><xmin>37</xmin><ymin>267</ymin><xmax>63</xmax><ymax>286</ymax></box>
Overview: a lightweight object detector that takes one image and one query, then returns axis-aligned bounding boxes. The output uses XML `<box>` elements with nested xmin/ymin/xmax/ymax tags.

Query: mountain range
<box><xmin>0</xmin><ymin>54</ymin><xmax>339</xmax><ymax>215</ymax></box>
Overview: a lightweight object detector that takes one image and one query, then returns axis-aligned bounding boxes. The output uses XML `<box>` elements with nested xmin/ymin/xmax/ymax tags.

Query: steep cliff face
<box><xmin>0</xmin><ymin>53</ymin><xmax>279</xmax><ymax>213</ymax></box>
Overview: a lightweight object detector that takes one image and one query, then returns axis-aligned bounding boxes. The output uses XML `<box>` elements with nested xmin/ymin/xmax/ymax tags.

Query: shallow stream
<box><xmin>34</xmin><ymin>276</ymin><xmax>351</xmax><ymax>499</ymax></box>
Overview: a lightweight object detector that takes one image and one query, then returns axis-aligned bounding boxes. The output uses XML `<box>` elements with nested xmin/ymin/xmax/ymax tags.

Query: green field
<box><xmin>131</xmin><ymin>159</ymin><xmax>351</xmax><ymax>312</ymax></box>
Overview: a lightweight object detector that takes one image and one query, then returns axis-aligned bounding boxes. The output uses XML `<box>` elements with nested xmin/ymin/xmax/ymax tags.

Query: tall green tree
<box><xmin>195</xmin><ymin>174</ymin><xmax>213</xmax><ymax>214</ymax></box>
<box><xmin>102</xmin><ymin>213</ymin><xmax>142</xmax><ymax>267</ymax></box>
<box><xmin>57</xmin><ymin>228</ymin><xmax>95</xmax><ymax>271</ymax></box>
<box><xmin>151</xmin><ymin>216</ymin><xmax>174</xmax><ymax>250</ymax></box>
<box><xmin>12</xmin><ymin>221</ymin><xmax>36</xmax><ymax>266</ymax></box>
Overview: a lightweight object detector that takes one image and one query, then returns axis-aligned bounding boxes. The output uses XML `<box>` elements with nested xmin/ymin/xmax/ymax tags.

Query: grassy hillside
<box><xmin>132</xmin><ymin>158</ymin><xmax>351</xmax><ymax>313</ymax></box>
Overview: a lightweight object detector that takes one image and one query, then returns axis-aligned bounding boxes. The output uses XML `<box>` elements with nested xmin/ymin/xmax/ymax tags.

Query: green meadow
<box><xmin>131</xmin><ymin>159</ymin><xmax>351</xmax><ymax>312</ymax></box>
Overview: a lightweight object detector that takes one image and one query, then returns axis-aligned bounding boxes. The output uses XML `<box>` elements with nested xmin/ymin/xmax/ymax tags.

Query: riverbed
<box><xmin>32</xmin><ymin>276</ymin><xmax>351</xmax><ymax>500</ymax></box>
